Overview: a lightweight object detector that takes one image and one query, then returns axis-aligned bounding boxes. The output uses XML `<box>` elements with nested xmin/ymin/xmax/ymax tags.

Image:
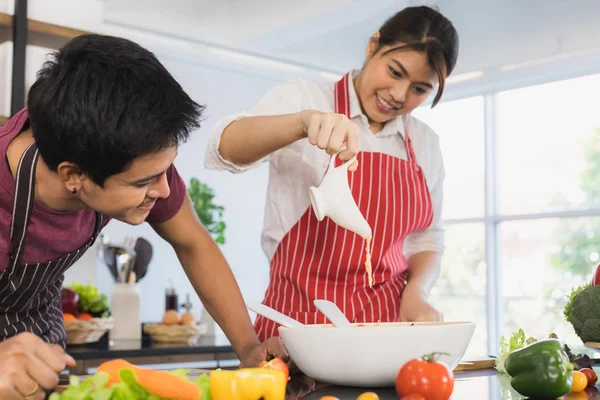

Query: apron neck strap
<box><xmin>8</xmin><ymin>143</ymin><xmax>40</xmax><ymax>267</ymax></box>
<box><xmin>7</xmin><ymin>143</ymin><xmax>105</xmax><ymax>267</ymax></box>
<box><xmin>334</xmin><ymin>72</ymin><xmax>418</xmax><ymax>165</ymax></box>
<box><xmin>334</xmin><ymin>73</ymin><xmax>352</xmax><ymax>118</ymax></box>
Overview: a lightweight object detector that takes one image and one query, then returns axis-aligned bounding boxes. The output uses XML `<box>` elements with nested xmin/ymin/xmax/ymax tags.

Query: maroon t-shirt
<box><xmin>0</xmin><ymin>109</ymin><xmax>187</xmax><ymax>270</ymax></box>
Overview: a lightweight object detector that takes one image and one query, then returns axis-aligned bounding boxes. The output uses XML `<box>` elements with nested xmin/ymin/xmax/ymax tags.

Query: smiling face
<box><xmin>354</xmin><ymin>36</ymin><xmax>442</xmax><ymax>131</ymax></box>
<box><xmin>75</xmin><ymin>146</ymin><xmax>178</xmax><ymax>225</ymax></box>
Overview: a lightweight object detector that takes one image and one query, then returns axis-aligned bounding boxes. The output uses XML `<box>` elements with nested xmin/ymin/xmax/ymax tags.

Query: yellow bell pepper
<box><xmin>210</xmin><ymin>368</ymin><xmax>287</xmax><ymax>400</ymax></box>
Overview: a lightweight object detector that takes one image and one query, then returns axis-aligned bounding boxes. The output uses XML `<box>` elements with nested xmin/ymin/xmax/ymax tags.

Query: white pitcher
<box><xmin>309</xmin><ymin>150</ymin><xmax>372</xmax><ymax>239</ymax></box>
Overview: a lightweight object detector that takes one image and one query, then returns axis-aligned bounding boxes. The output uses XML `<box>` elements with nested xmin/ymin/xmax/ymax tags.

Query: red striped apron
<box><xmin>255</xmin><ymin>73</ymin><xmax>434</xmax><ymax>341</ymax></box>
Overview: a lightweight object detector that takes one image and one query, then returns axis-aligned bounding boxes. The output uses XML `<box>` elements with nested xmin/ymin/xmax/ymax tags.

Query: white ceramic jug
<box><xmin>309</xmin><ymin>150</ymin><xmax>372</xmax><ymax>239</ymax></box>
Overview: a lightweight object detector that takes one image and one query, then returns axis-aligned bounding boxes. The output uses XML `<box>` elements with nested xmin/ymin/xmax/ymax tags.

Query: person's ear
<box><xmin>365</xmin><ymin>31</ymin><xmax>381</xmax><ymax>60</ymax></box>
<box><xmin>56</xmin><ymin>162</ymin><xmax>85</xmax><ymax>194</ymax></box>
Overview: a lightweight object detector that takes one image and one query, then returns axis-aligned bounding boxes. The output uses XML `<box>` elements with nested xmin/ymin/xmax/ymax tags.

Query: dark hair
<box><xmin>376</xmin><ymin>6</ymin><xmax>459</xmax><ymax>107</ymax></box>
<box><xmin>27</xmin><ymin>34</ymin><xmax>204</xmax><ymax>186</ymax></box>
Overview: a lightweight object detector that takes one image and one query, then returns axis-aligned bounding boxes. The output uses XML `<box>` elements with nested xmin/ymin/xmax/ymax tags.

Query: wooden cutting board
<box><xmin>584</xmin><ymin>342</ymin><xmax>600</xmax><ymax>351</ymax></box>
<box><xmin>454</xmin><ymin>356</ymin><xmax>496</xmax><ymax>371</ymax></box>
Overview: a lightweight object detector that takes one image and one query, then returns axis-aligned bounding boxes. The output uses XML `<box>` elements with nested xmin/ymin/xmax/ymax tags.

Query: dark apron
<box><xmin>0</xmin><ymin>143</ymin><xmax>103</xmax><ymax>347</ymax></box>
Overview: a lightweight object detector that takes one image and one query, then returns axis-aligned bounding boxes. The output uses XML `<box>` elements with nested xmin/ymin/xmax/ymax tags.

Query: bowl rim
<box><xmin>279</xmin><ymin>321</ymin><xmax>475</xmax><ymax>331</ymax></box>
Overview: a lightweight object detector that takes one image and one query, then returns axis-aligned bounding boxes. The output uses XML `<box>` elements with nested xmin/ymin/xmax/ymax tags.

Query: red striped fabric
<box><xmin>255</xmin><ymin>73</ymin><xmax>433</xmax><ymax>341</ymax></box>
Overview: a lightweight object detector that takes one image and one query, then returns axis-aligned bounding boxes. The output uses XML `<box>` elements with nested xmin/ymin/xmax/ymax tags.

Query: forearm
<box><xmin>403</xmin><ymin>251</ymin><xmax>442</xmax><ymax>298</ymax></box>
<box><xmin>219</xmin><ymin>112</ymin><xmax>305</xmax><ymax>165</ymax></box>
<box><xmin>175</xmin><ymin>241</ymin><xmax>259</xmax><ymax>357</ymax></box>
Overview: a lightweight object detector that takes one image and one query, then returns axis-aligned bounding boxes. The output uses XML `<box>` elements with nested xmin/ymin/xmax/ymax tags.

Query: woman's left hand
<box><xmin>399</xmin><ymin>287</ymin><xmax>443</xmax><ymax>322</ymax></box>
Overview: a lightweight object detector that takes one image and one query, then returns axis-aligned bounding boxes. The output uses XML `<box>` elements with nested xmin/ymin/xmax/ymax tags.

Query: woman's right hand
<box><xmin>0</xmin><ymin>332</ymin><xmax>75</xmax><ymax>399</ymax></box>
<box><xmin>300</xmin><ymin>110</ymin><xmax>360</xmax><ymax>171</ymax></box>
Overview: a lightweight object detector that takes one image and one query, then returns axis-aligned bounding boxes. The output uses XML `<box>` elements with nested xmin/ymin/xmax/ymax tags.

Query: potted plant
<box><xmin>187</xmin><ymin>177</ymin><xmax>226</xmax><ymax>244</ymax></box>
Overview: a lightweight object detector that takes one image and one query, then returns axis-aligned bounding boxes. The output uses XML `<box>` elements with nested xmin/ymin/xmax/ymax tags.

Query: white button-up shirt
<box><xmin>204</xmin><ymin>71</ymin><xmax>446</xmax><ymax>262</ymax></box>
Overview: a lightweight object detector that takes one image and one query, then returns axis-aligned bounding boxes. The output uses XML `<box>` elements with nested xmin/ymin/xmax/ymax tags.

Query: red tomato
<box><xmin>395</xmin><ymin>353</ymin><xmax>454</xmax><ymax>400</ymax></box>
<box><xmin>259</xmin><ymin>358</ymin><xmax>289</xmax><ymax>381</ymax></box>
<box><xmin>77</xmin><ymin>313</ymin><xmax>93</xmax><ymax>321</ymax></box>
<box><xmin>579</xmin><ymin>368</ymin><xmax>598</xmax><ymax>385</ymax></box>
<box><xmin>401</xmin><ymin>394</ymin><xmax>426</xmax><ymax>400</ymax></box>
<box><xmin>593</xmin><ymin>264</ymin><xmax>600</xmax><ymax>286</ymax></box>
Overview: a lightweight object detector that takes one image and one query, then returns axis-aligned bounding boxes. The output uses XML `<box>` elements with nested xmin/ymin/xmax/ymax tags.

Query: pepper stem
<box><xmin>422</xmin><ymin>352</ymin><xmax>451</xmax><ymax>362</ymax></box>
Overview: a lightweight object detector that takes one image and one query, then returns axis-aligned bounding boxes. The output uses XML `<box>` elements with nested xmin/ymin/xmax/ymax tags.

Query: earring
<box><xmin>71</xmin><ymin>188</ymin><xmax>77</xmax><ymax>194</ymax></box>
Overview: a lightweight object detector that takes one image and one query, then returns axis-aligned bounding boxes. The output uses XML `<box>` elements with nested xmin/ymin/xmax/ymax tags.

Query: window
<box><xmin>413</xmin><ymin>96</ymin><xmax>487</xmax><ymax>356</ymax></box>
<box><xmin>429</xmin><ymin>223</ymin><xmax>487</xmax><ymax>356</ymax></box>
<box><xmin>413</xmin><ymin>96</ymin><xmax>485</xmax><ymax>220</ymax></box>
<box><xmin>411</xmin><ymin>72</ymin><xmax>600</xmax><ymax>357</ymax></box>
<box><xmin>500</xmin><ymin>218</ymin><xmax>592</xmax><ymax>345</ymax></box>
<box><xmin>495</xmin><ymin>73</ymin><xmax>600</xmax><ymax>344</ymax></box>
<box><xmin>497</xmin><ymin>74</ymin><xmax>600</xmax><ymax>215</ymax></box>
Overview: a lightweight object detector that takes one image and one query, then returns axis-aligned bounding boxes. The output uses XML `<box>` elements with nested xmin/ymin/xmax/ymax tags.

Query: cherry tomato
<box><xmin>402</xmin><ymin>394</ymin><xmax>426</xmax><ymax>400</ymax></box>
<box><xmin>259</xmin><ymin>357</ymin><xmax>289</xmax><ymax>381</ymax></box>
<box><xmin>579</xmin><ymin>368</ymin><xmax>598</xmax><ymax>385</ymax></box>
<box><xmin>572</xmin><ymin>371</ymin><xmax>589</xmax><ymax>393</ymax></box>
<box><xmin>356</xmin><ymin>392</ymin><xmax>379</xmax><ymax>400</ymax></box>
<box><xmin>395</xmin><ymin>353</ymin><xmax>454</xmax><ymax>400</ymax></box>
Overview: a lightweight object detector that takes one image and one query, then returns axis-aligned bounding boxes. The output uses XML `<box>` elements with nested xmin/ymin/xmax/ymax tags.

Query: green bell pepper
<box><xmin>505</xmin><ymin>338</ymin><xmax>573</xmax><ymax>398</ymax></box>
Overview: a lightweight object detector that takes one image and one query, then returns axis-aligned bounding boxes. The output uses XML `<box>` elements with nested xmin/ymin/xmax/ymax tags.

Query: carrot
<box><xmin>97</xmin><ymin>359</ymin><xmax>201</xmax><ymax>400</ymax></box>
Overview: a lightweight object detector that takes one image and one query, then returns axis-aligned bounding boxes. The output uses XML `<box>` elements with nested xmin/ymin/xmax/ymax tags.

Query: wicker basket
<box><xmin>64</xmin><ymin>317</ymin><xmax>114</xmax><ymax>345</ymax></box>
<box><xmin>143</xmin><ymin>323</ymin><xmax>207</xmax><ymax>343</ymax></box>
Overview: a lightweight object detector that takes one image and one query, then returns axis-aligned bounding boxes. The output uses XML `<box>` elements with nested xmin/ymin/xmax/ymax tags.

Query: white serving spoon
<box><xmin>246</xmin><ymin>303</ymin><xmax>305</xmax><ymax>328</ymax></box>
<box><xmin>313</xmin><ymin>299</ymin><xmax>353</xmax><ymax>328</ymax></box>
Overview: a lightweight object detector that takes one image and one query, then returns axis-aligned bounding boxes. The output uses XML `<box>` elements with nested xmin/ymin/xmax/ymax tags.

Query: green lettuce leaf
<box><xmin>194</xmin><ymin>374</ymin><xmax>212</xmax><ymax>400</ymax></box>
<box><xmin>495</xmin><ymin>328</ymin><xmax>537</xmax><ymax>374</ymax></box>
<box><xmin>49</xmin><ymin>368</ymin><xmax>174</xmax><ymax>400</ymax></box>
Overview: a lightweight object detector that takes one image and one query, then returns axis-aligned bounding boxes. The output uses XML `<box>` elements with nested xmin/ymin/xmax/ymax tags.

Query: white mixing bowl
<box><xmin>279</xmin><ymin>321</ymin><xmax>476</xmax><ymax>387</ymax></box>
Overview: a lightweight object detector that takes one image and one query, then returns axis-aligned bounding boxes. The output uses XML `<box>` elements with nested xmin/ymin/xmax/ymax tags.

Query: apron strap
<box><xmin>7</xmin><ymin>143</ymin><xmax>104</xmax><ymax>266</ymax></box>
<box><xmin>334</xmin><ymin>73</ymin><xmax>352</xmax><ymax>118</ymax></box>
<box><xmin>8</xmin><ymin>143</ymin><xmax>39</xmax><ymax>268</ymax></box>
<box><xmin>334</xmin><ymin>72</ymin><xmax>419</xmax><ymax>166</ymax></box>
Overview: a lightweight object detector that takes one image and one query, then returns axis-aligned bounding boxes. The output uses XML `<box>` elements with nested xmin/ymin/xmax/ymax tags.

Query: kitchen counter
<box><xmin>54</xmin><ymin>366</ymin><xmax>600</xmax><ymax>399</ymax></box>
<box><xmin>285</xmin><ymin>368</ymin><xmax>600</xmax><ymax>399</ymax></box>
<box><xmin>65</xmin><ymin>334</ymin><xmax>237</xmax><ymax>374</ymax></box>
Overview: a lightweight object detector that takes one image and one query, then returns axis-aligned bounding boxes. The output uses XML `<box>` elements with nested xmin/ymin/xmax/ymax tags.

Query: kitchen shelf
<box><xmin>0</xmin><ymin>11</ymin><xmax>92</xmax><ymax>48</ymax></box>
<box><xmin>0</xmin><ymin>115</ymin><xmax>8</xmax><ymax>126</ymax></box>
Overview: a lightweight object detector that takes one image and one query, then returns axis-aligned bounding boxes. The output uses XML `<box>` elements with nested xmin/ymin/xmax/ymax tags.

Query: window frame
<box><xmin>440</xmin><ymin>72</ymin><xmax>600</xmax><ymax>355</ymax></box>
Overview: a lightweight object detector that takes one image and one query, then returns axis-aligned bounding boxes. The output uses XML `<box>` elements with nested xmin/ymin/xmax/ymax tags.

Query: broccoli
<box><xmin>564</xmin><ymin>283</ymin><xmax>590</xmax><ymax>324</ymax></box>
<box><xmin>568</xmin><ymin>284</ymin><xmax>600</xmax><ymax>343</ymax></box>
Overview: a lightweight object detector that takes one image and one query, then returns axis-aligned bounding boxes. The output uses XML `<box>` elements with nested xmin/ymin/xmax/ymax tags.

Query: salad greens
<box><xmin>50</xmin><ymin>369</ymin><xmax>210</xmax><ymax>400</ymax></box>
<box><xmin>495</xmin><ymin>328</ymin><xmax>537</xmax><ymax>374</ymax></box>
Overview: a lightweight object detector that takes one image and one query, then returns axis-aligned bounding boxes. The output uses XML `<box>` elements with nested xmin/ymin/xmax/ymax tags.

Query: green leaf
<box><xmin>495</xmin><ymin>328</ymin><xmax>537</xmax><ymax>374</ymax></box>
<box><xmin>564</xmin><ymin>283</ymin><xmax>590</xmax><ymax>324</ymax></box>
<box><xmin>187</xmin><ymin>177</ymin><xmax>226</xmax><ymax>245</ymax></box>
<box><xmin>193</xmin><ymin>374</ymin><xmax>212</xmax><ymax>400</ymax></box>
<box><xmin>169</xmin><ymin>368</ymin><xmax>190</xmax><ymax>380</ymax></box>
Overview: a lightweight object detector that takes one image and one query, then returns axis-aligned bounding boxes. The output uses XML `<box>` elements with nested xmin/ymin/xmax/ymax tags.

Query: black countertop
<box><xmin>285</xmin><ymin>368</ymin><xmax>600</xmax><ymax>400</ymax></box>
<box><xmin>65</xmin><ymin>333</ymin><xmax>234</xmax><ymax>360</ymax></box>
